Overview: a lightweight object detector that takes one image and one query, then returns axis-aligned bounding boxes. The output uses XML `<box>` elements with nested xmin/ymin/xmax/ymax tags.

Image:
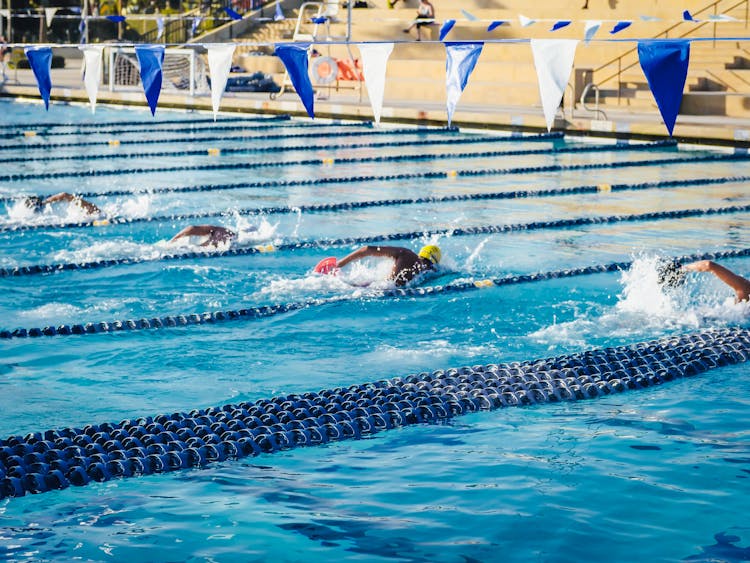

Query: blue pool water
<box><xmin>1</xmin><ymin>99</ymin><xmax>750</xmax><ymax>562</ymax></box>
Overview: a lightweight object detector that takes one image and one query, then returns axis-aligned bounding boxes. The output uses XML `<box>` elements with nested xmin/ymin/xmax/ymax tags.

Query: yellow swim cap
<box><xmin>419</xmin><ymin>245</ymin><xmax>441</xmax><ymax>265</ymax></box>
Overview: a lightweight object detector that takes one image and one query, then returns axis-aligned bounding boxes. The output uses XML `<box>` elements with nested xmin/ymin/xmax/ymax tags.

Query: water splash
<box><xmin>530</xmin><ymin>253</ymin><xmax>750</xmax><ymax>349</ymax></box>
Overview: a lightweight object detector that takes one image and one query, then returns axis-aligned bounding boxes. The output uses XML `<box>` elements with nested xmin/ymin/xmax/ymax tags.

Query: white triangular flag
<box><xmin>708</xmin><ymin>14</ymin><xmax>738</xmax><ymax>21</ymax></box>
<box><xmin>156</xmin><ymin>17</ymin><xmax>164</xmax><ymax>40</ymax></box>
<box><xmin>207</xmin><ymin>44</ymin><xmax>236</xmax><ymax>120</ymax></box>
<box><xmin>44</xmin><ymin>7</ymin><xmax>59</xmax><ymax>28</ymax></box>
<box><xmin>358</xmin><ymin>42</ymin><xmax>393</xmax><ymax>125</ymax></box>
<box><xmin>583</xmin><ymin>20</ymin><xmax>601</xmax><ymax>44</ymax></box>
<box><xmin>519</xmin><ymin>14</ymin><xmax>535</xmax><ymax>27</ymax></box>
<box><xmin>0</xmin><ymin>9</ymin><xmax>10</xmax><ymax>19</ymax></box>
<box><xmin>531</xmin><ymin>39</ymin><xmax>579</xmax><ymax>131</ymax></box>
<box><xmin>79</xmin><ymin>45</ymin><xmax>104</xmax><ymax>113</ymax></box>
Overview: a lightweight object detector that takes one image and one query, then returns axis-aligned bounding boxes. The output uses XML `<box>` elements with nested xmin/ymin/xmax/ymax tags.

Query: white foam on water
<box><xmin>530</xmin><ymin>254</ymin><xmax>750</xmax><ymax>349</ymax></box>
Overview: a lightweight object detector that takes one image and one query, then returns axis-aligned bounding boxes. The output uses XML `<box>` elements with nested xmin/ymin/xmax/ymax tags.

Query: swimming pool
<box><xmin>1</xmin><ymin>98</ymin><xmax>750</xmax><ymax>562</ymax></box>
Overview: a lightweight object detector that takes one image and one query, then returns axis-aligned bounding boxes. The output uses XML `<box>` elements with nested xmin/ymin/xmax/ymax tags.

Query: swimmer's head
<box><xmin>656</xmin><ymin>258</ymin><xmax>686</xmax><ymax>289</ymax></box>
<box><xmin>419</xmin><ymin>245</ymin><xmax>441</xmax><ymax>265</ymax></box>
<box><xmin>23</xmin><ymin>196</ymin><xmax>44</xmax><ymax>212</ymax></box>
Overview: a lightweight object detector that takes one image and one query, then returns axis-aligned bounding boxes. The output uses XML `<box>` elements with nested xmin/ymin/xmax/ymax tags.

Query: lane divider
<box><xmin>0</xmin><ymin>131</ymin><xmax>563</xmax><ymax>165</ymax></box>
<box><xmin>2</xmin><ymin>173</ymin><xmax>747</xmax><ymax>235</ymax></box>
<box><xmin>1</xmin><ymin>149</ymin><xmax>722</xmax><ymax>205</ymax></box>
<box><xmin>1</xmin><ymin>326</ymin><xmax>747</xmax><ymax>499</ymax></box>
<box><xmin>0</xmin><ymin>138</ymin><xmax>672</xmax><ymax>183</ymax></box>
<box><xmin>3</xmin><ymin>247</ymin><xmax>750</xmax><ymax>339</ymax></box>
<box><xmin>0</xmin><ymin>114</ymin><xmax>291</xmax><ymax>137</ymax></box>
<box><xmin>0</xmin><ymin>125</ymin><xmax>458</xmax><ymax>154</ymax></box>
<box><xmin>2</xmin><ymin>202</ymin><xmax>749</xmax><ymax>279</ymax></box>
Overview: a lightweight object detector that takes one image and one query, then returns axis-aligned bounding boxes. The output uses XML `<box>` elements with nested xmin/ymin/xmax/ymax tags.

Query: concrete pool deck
<box><xmin>3</xmin><ymin>59</ymin><xmax>750</xmax><ymax>148</ymax></box>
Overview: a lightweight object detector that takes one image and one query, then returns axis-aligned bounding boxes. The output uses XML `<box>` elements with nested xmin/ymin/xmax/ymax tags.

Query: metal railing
<box><xmin>592</xmin><ymin>0</ymin><xmax>749</xmax><ymax>103</ymax></box>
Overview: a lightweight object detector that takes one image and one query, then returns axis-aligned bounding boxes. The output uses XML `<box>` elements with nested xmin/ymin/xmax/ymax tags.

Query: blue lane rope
<box><xmin>0</xmin><ymin>125</ymin><xmax>455</xmax><ymax>153</ymax></box>
<box><xmin>2</xmin><ymin>173</ymin><xmax>746</xmax><ymax>235</ymax></box>
<box><xmin>1</xmin><ymin>150</ymin><xmax>728</xmax><ymax>204</ymax></box>
<box><xmin>0</xmin><ymin>131</ymin><xmax>563</xmax><ymax>166</ymax></box>
<box><xmin>2</xmin><ymin>202</ymin><xmax>749</xmax><ymax>279</ymax></box>
<box><xmin>1</xmin><ymin>114</ymin><xmax>291</xmax><ymax>137</ymax></box>
<box><xmin>1</xmin><ymin>326</ymin><xmax>748</xmax><ymax>499</ymax></box>
<box><xmin>0</xmin><ymin>119</ymin><xmax>367</xmax><ymax>142</ymax></box>
<box><xmin>0</xmin><ymin>139</ymin><xmax>676</xmax><ymax>183</ymax></box>
<box><xmin>3</xmin><ymin>247</ymin><xmax>750</xmax><ymax>340</ymax></box>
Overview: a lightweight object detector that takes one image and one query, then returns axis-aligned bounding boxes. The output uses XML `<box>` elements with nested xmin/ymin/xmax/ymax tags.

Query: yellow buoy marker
<box><xmin>474</xmin><ymin>279</ymin><xmax>494</xmax><ymax>288</ymax></box>
<box><xmin>322</xmin><ymin>157</ymin><xmax>335</xmax><ymax>165</ymax></box>
<box><xmin>207</xmin><ymin>148</ymin><xmax>221</xmax><ymax>156</ymax></box>
<box><xmin>24</xmin><ymin>131</ymin><xmax>37</xmax><ymax>137</ymax></box>
<box><xmin>93</xmin><ymin>219</ymin><xmax>110</xmax><ymax>227</ymax></box>
<box><xmin>598</xmin><ymin>183</ymin><xmax>612</xmax><ymax>193</ymax></box>
<box><xmin>255</xmin><ymin>244</ymin><xmax>276</xmax><ymax>253</ymax></box>
<box><xmin>447</xmin><ymin>170</ymin><xmax>458</xmax><ymax>178</ymax></box>
<box><xmin>108</xmin><ymin>139</ymin><xmax>120</xmax><ymax>147</ymax></box>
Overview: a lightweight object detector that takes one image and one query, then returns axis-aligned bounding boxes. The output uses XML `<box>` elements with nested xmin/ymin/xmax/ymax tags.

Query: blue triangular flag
<box><xmin>274</xmin><ymin>1</ymin><xmax>284</xmax><ymax>21</ymax></box>
<box><xmin>551</xmin><ymin>20</ymin><xmax>571</xmax><ymax>31</ymax></box>
<box><xmin>439</xmin><ymin>19</ymin><xmax>456</xmax><ymax>41</ymax></box>
<box><xmin>191</xmin><ymin>16</ymin><xmax>202</xmax><ymax>35</ymax></box>
<box><xmin>224</xmin><ymin>7</ymin><xmax>242</xmax><ymax>20</ymax></box>
<box><xmin>274</xmin><ymin>43</ymin><xmax>314</xmax><ymax>118</ymax></box>
<box><xmin>24</xmin><ymin>46</ymin><xmax>53</xmax><ymax>110</ymax></box>
<box><xmin>445</xmin><ymin>42</ymin><xmax>483</xmax><ymax>125</ymax></box>
<box><xmin>134</xmin><ymin>44</ymin><xmax>165</xmax><ymax>116</ymax></box>
<box><xmin>637</xmin><ymin>40</ymin><xmax>690</xmax><ymax>136</ymax></box>
<box><xmin>683</xmin><ymin>10</ymin><xmax>697</xmax><ymax>21</ymax></box>
<box><xmin>610</xmin><ymin>20</ymin><xmax>632</xmax><ymax>34</ymax></box>
<box><xmin>106</xmin><ymin>15</ymin><xmax>125</xmax><ymax>23</ymax></box>
<box><xmin>78</xmin><ymin>17</ymin><xmax>87</xmax><ymax>44</ymax></box>
<box><xmin>461</xmin><ymin>9</ymin><xmax>478</xmax><ymax>21</ymax></box>
<box><xmin>487</xmin><ymin>20</ymin><xmax>507</xmax><ymax>31</ymax></box>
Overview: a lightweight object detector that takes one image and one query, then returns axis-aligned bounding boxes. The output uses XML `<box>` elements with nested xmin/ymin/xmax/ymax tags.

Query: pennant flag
<box><xmin>207</xmin><ymin>44</ymin><xmax>235</xmax><ymax>120</ymax></box>
<box><xmin>639</xmin><ymin>15</ymin><xmax>661</xmax><ymax>21</ymax></box>
<box><xmin>24</xmin><ymin>47</ymin><xmax>53</xmax><ymax>110</ymax></box>
<box><xmin>708</xmin><ymin>14</ymin><xmax>738</xmax><ymax>21</ymax></box>
<box><xmin>610</xmin><ymin>20</ymin><xmax>632</xmax><ymax>34</ymax></box>
<box><xmin>44</xmin><ymin>8</ymin><xmax>59</xmax><ymax>28</ymax></box>
<box><xmin>439</xmin><ymin>20</ymin><xmax>456</xmax><ymax>41</ymax></box>
<box><xmin>107</xmin><ymin>15</ymin><xmax>126</xmax><ymax>23</ymax></box>
<box><xmin>78</xmin><ymin>17</ymin><xmax>87</xmax><ymax>43</ymax></box>
<box><xmin>0</xmin><ymin>8</ymin><xmax>9</xmax><ymax>19</ymax></box>
<box><xmin>358</xmin><ymin>42</ymin><xmax>394</xmax><ymax>125</ymax></box>
<box><xmin>683</xmin><ymin>10</ymin><xmax>697</xmax><ymax>21</ymax></box>
<box><xmin>156</xmin><ymin>16</ymin><xmax>164</xmax><ymax>40</ymax></box>
<box><xmin>79</xmin><ymin>45</ymin><xmax>103</xmax><ymax>113</ymax></box>
<box><xmin>444</xmin><ymin>42</ymin><xmax>483</xmax><ymax>126</ymax></box>
<box><xmin>461</xmin><ymin>9</ymin><xmax>478</xmax><ymax>21</ymax></box>
<box><xmin>551</xmin><ymin>20</ymin><xmax>571</xmax><ymax>32</ymax></box>
<box><xmin>274</xmin><ymin>1</ymin><xmax>284</xmax><ymax>21</ymax></box>
<box><xmin>134</xmin><ymin>44</ymin><xmax>165</xmax><ymax>116</ymax></box>
<box><xmin>637</xmin><ymin>40</ymin><xmax>690</xmax><ymax>136</ymax></box>
<box><xmin>191</xmin><ymin>16</ymin><xmax>202</xmax><ymax>36</ymax></box>
<box><xmin>583</xmin><ymin>20</ymin><xmax>601</xmax><ymax>44</ymax></box>
<box><xmin>519</xmin><ymin>14</ymin><xmax>536</xmax><ymax>27</ymax></box>
<box><xmin>487</xmin><ymin>20</ymin><xmax>507</xmax><ymax>31</ymax></box>
<box><xmin>224</xmin><ymin>7</ymin><xmax>242</xmax><ymax>20</ymax></box>
<box><xmin>274</xmin><ymin>43</ymin><xmax>314</xmax><ymax>118</ymax></box>
<box><xmin>530</xmin><ymin>39</ymin><xmax>578</xmax><ymax>131</ymax></box>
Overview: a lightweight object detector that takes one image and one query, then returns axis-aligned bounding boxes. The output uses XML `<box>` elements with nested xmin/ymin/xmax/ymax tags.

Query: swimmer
<box><xmin>683</xmin><ymin>260</ymin><xmax>750</xmax><ymax>303</ymax></box>
<box><xmin>23</xmin><ymin>192</ymin><xmax>102</xmax><ymax>217</ymax></box>
<box><xmin>331</xmin><ymin>244</ymin><xmax>441</xmax><ymax>286</ymax></box>
<box><xmin>169</xmin><ymin>225</ymin><xmax>238</xmax><ymax>248</ymax></box>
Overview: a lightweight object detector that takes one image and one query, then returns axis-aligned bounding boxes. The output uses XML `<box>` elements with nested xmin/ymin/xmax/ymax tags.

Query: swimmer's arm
<box><xmin>337</xmin><ymin>245</ymin><xmax>406</xmax><ymax>268</ymax></box>
<box><xmin>684</xmin><ymin>260</ymin><xmax>750</xmax><ymax>302</ymax></box>
<box><xmin>170</xmin><ymin>225</ymin><xmax>235</xmax><ymax>246</ymax></box>
<box><xmin>42</xmin><ymin>192</ymin><xmax>101</xmax><ymax>216</ymax></box>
